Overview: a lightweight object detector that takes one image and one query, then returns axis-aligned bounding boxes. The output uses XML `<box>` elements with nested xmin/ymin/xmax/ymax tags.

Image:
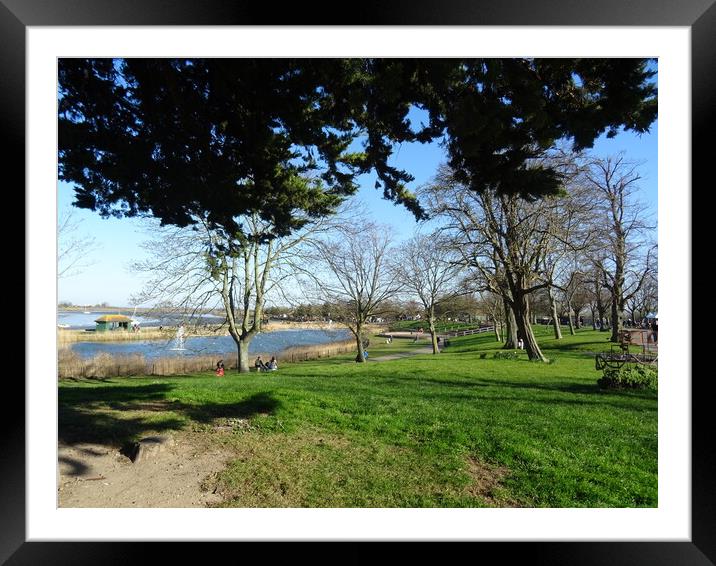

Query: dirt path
<box><xmin>369</xmin><ymin>345</ymin><xmax>435</xmax><ymax>362</ymax></box>
<box><xmin>58</xmin><ymin>431</ymin><xmax>233</xmax><ymax>508</ymax></box>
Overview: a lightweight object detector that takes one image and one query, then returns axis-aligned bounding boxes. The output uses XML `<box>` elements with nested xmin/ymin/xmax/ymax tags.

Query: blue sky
<box><xmin>58</xmin><ymin>115</ymin><xmax>658</xmax><ymax>308</ymax></box>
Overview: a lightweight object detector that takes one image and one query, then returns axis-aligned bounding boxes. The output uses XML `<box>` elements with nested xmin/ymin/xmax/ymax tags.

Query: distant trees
<box><xmin>626</xmin><ymin>271</ymin><xmax>658</xmax><ymax>325</ymax></box>
<box><xmin>583</xmin><ymin>154</ymin><xmax>657</xmax><ymax>342</ymax></box>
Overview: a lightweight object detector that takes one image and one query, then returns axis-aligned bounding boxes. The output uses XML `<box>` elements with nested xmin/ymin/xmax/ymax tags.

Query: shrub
<box><xmin>598</xmin><ymin>364</ymin><xmax>658</xmax><ymax>390</ymax></box>
<box><xmin>479</xmin><ymin>353</ymin><xmax>488</xmax><ymax>359</ymax></box>
<box><xmin>493</xmin><ymin>351</ymin><xmax>520</xmax><ymax>360</ymax></box>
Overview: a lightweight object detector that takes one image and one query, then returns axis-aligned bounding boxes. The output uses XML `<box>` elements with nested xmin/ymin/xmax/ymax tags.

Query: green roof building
<box><xmin>95</xmin><ymin>314</ymin><xmax>132</xmax><ymax>332</ymax></box>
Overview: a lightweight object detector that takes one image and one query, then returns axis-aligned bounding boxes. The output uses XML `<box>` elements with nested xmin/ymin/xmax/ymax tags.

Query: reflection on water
<box><xmin>69</xmin><ymin>329</ymin><xmax>351</xmax><ymax>359</ymax></box>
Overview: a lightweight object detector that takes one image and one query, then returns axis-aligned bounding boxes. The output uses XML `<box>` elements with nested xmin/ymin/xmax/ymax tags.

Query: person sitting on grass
<box><xmin>267</xmin><ymin>356</ymin><xmax>278</xmax><ymax>371</ymax></box>
<box><xmin>254</xmin><ymin>356</ymin><xmax>268</xmax><ymax>372</ymax></box>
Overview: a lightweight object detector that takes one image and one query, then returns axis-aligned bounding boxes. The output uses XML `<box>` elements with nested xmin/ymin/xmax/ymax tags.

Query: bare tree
<box><xmin>58</xmin><ymin>207</ymin><xmax>99</xmax><ymax>278</ymax></box>
<box><xmin>583</xmin><ymin>154</ymin><xmax>657</xmax><ymax>342</ymax></box>
<box><xmin>395</xmin><ymin>233</ymin><xmax>464</xmax><ymax>353</ymax></box>
<box><xmin>132</xmin><ymin>211</ymin><xmax>331</xmax><ymax>372</ymax></box>
<box><xmin>310</xmin><ymin>223</ymin><xmax>400</xmax><ymax>362</ymax></box>
<box><xmin>424</xmin><ymin>163</ymin><xmax>579</xmax><ymax>362</ymax></box>
<box><xmin>477</xmin><ymin>291</ymin><xmax>505</xmax><ymax>342</ymax></box>
<box><xmin>626</xmin><ymin>269</ymin><xmax>658</xmax><ymax>325</ymax></box>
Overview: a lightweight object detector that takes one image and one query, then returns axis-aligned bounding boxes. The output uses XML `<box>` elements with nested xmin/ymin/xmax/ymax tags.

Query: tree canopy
<box><xmin>59</xmin><ymin>58</ymin><xmax>657</xmax><ymax>235</ymax></box>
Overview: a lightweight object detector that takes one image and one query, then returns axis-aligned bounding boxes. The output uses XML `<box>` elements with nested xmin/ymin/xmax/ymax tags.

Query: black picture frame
<box><xmin>7</xmin><ymin>1</ymin><xmax>706</xmax><ymax>563</ymax></box>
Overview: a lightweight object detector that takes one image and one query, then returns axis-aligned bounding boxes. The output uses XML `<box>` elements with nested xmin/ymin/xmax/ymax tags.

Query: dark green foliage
<box><xmin>598</xmin><ymin>365</ymin><xmax>658</xmax><ymax>390</ymax></box>
<box><xmin>59</xmin><ymin>58</ymin><xmax>657</xmax><ymax>236</ymax></box>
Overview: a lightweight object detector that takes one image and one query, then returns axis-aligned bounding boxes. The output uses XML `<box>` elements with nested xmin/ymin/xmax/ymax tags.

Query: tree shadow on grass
<box><xmin>179</xmin><ymin>392</ymin><xmax>280</xmax><ymax>424</ymax></box>
<box><xmin>59</xmin><ymin>382</ymin><xmax>281</xmax><ymax>449</ymax></box>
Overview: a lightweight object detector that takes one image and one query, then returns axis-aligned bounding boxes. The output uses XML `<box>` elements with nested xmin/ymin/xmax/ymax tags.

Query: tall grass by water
<box><xmin>58</xmin><ymin>339</ymin><xmax>358</xmax><ymax>378</ymax></box>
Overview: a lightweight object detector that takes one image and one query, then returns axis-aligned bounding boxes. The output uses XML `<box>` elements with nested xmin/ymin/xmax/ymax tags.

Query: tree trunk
<box><xmin>493</xmin><ymin>318</ymin><xmax>502</xmax><ymax>342</ymax></box>
<box><xmin>567</xmin><ymin>301</ymin><xmax>576</xmax><ymax>335</ymax></box>
<box><xmin>590</xmin><ymin>305</ymin><xmax>597</xmax><ymax>330</ymax></box>
<box><xmin>610</xmin><ymin>283</ymin><xmax>624</xmax><ymax>342</ymax></box>
<box><xmin>610</xmin><ymin>296</ymin><xmax>625</xmax><ymax>343</ymax></box>
<box><xmin>513</xmin><ymin>292</ymin><xmax>547</xmax><ymax>362</ymax></box>
<box><xmin>354</xmin><ymin>323</ymin><xmax>366</xmax><ymax>363</ymax></box>
<box><xmin>548</xmin><ymin>286</ymin><xmax>562</xmax><ymax>340</ymax></box>
<box><xmin>596</xmin><ymin>301</ymin><xmax>607</xmax><ymax>331</ymax></box>
<box><xmin>237</xmin><ymin>337</ymin><xmax>251</xmax><ymax>373</ymax></box>
<box><xmin>503</xmin><ymin>298</ymin><xmax>518</xmax><ymax>349</ymax></box>
<box><xmin>427</xmin><ymin>309</ymin><xmax>440</xmax><ymax>354</ymax></box>
<box><xmin>610</xmin><ymin>239</ymin><xmax>626</xmax><ymax>342</ymax></box>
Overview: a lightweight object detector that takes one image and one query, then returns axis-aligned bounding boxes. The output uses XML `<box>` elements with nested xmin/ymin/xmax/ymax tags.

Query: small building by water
<box><xmin>94</xmin><ymin>314</ymin><xmax>132</xmax><ymax>332</ymax></box>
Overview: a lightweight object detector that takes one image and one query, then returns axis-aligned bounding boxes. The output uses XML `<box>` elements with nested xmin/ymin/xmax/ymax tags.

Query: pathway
<box><xmin>369</xmin><ymin>345</ymin><xmax>435</xmax><ymax>362</ymax></box>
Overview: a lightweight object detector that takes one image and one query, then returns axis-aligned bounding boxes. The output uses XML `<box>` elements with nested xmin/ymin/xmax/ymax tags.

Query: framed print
<box><xmin>6</xmin><ymin>0</ymin><xmax>708</xmax><ymax>563</ymax></box>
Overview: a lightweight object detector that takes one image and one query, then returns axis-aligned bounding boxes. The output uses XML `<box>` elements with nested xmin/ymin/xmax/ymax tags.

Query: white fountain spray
<box><xmin>171</xmin><ymin>323</ymin><xmax>187</xmax><ymax>351</ymax></box>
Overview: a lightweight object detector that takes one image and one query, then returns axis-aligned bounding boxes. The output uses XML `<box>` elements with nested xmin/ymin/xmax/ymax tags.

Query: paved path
<box><xmin>369</xmin><ymin>345</ymin><xmax>435</xmax><ymax>362</ymax></box>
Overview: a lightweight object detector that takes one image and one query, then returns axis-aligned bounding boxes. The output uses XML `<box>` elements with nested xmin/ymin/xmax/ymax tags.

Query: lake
<box><xmin>69</xmin><ymin>328</ymin><xmax>352</xmax><ymax>359</ymax></box>
<box><xmin>57</xmin><ymin>310</ymin><xmax>222</xmax><ymax>329</ymax></box>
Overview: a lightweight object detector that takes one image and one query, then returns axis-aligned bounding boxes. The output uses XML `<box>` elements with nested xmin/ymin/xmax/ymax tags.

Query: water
<box><xmin>57</xmin><ymin>310</ymin><xmax>223</xmax><ymax>329</ymax></box>
<box><xmin>69</xmin><ymin>328</ymin><xmax>351</xmax><ymax>360</ymax></box>
<box><xmin>58</xmin><ymin>311</ymin><xmax>160</xmax><ymax>329</ymax></box>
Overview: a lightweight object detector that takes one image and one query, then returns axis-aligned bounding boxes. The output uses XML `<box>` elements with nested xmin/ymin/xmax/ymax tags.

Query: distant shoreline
<box><xmin>58</xmin><ymin>320</ymin><xmax>384</xmax><ymax>344</ymax></box>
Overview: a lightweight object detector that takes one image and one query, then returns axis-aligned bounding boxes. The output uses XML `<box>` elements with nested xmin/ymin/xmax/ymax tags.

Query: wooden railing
<box><xmin>439</xmin><ymin>326</ymin><xmax>494</xmax><ymax>338</ymax></box>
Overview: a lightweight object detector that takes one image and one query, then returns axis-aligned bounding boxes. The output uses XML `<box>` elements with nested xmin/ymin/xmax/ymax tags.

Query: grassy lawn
<box><xmin>58</xmin><ymin>327</ymin><xmax>657</xmax><ymax>508</ymax></box>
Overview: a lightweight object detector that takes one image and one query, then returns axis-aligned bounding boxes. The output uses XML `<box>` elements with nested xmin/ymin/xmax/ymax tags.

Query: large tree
<box><xmin>57</xmin><ymin>58</ymin><xmax>436</xmax><ymax>234</ymax></box>
<box><xmin>132</xmin><ymin>208</ymin><xmax>331</xmax><ymax>373</ymax></box>
<box><xmin>425</xmin><ymin>161</ymin><xmax>588</xmax><ymax>362</ymax></box>
<box><xmin>59</xmin><ymin>58</ymin><xmax>657</xmax><ymax>236</ymax></box>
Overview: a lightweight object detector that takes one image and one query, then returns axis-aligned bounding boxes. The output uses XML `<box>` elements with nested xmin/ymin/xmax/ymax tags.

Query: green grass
<box><xmin>58</xmin><ymin>327</ymin><xmax>657</xmax><ymax>508</ymax></box>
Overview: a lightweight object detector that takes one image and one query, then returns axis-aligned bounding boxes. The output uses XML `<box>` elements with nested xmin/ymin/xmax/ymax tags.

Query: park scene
<box><xmin>57</xmin><ymin>58</ymin><xmax>658</xmax><ymax>508</ymax></box>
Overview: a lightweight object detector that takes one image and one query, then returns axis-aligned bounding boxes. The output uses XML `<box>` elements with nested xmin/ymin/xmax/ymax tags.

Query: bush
<box><xmin>598</xmin><ymin>364</ymin><xmax>658</xmax><ymax>390</ymax></box>
<box><xmin>479</xmin><ymin>353</ymin><xmax>487</xmax><ymax>359</ymax></box>
<box><xmin>493</xmin><ymin>351</ymin><xmax>520</xmax><ymax>360</ymax></box>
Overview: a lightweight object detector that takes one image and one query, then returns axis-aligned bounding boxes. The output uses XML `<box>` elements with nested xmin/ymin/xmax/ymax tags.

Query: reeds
<box><xmin>57</xmin><ymin>339</ymin><xmax>357</xmax><ymax>379</ymax></box>
<box><xmin>56</xmin><ymin>326</ymin><xmax>223</xmax><ymax>344</ymax></box>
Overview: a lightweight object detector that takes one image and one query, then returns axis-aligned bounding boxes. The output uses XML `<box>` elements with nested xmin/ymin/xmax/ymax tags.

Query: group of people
<box><xmin>254</xmin><ymin>356</ymin><xmax>279</xmax><ymax>372</ymax></box>
<box><xmin>214</xmin><ymin>355</ymin><xmax>279</xmax><ymax>376</ymax></box>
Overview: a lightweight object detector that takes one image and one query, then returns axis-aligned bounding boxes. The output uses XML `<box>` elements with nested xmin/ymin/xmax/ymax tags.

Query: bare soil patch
<box><xmin>58</xmin><ymin>431</ymin><xmax>233</xmax><ymax>508</ymax></box>
<box><xmin>465</xmin><ymin>456</ymin><xmax>522</xmax><ymax>507</ymax></box>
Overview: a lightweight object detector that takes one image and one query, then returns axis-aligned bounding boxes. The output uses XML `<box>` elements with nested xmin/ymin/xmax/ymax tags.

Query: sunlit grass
<box><xmin>58</xmin><ymin>327</ymin><xmax>657</xmax><ymax>508</ymax></box>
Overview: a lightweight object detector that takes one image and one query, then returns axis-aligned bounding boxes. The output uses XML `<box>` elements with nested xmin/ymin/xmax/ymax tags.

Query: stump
<box><xmin>130</xmin><ymin>435</ymin><xmax>175</xmax><ymax>464</ymax></box>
